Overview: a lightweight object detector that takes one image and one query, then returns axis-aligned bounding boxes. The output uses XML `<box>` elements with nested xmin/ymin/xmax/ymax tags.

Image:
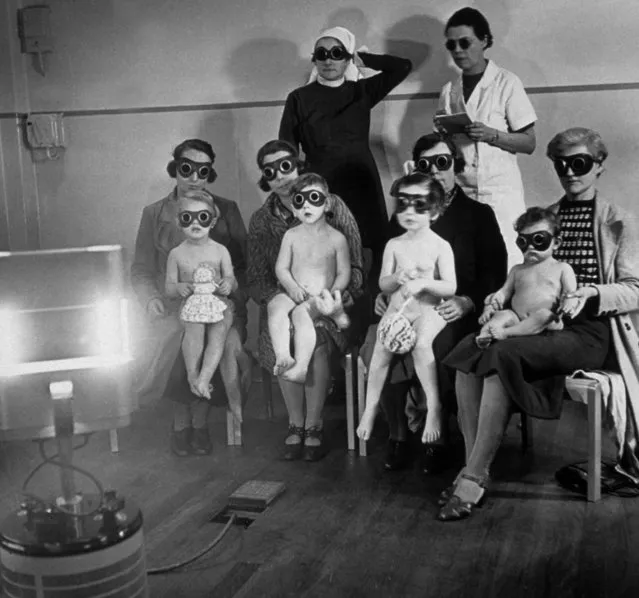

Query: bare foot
<box><xmin>281</xmin><ymin>364</ymin><xmax>308</xmax><ymax>383</ymax></box>
<box><xmin>422</xmin><ymin>405</ymin><xmax>443</xmax><ymax>444</ymax></box>
<box><xmin>356</xmin><ymin>407</ymin><xmax>377</xmax><ymax>441</ymax></box>
<box><xmin>188</xmin><ymin>374</ymin><xmax>202</xmax><ymax>397</ymax></box>
<box><xmin>273</xmin><ymin>355</ymin><xmax>295</xmax><ymax>377</ymax></box>
<box><xmin>475</xmin><ymin>334</ymin><xmax>492</xmax><ymax>349</ymax></box>
<box><xmin>194</xmin><ymin>377</ymin><xmax>212</xmax><ymax>400</ymax></box>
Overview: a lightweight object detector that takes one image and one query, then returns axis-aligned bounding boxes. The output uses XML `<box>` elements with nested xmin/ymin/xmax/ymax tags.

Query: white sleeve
<box><xmin>504</xmin><ymin>74</ymin><xmax>537</xmax><ymax>132</ymax></box>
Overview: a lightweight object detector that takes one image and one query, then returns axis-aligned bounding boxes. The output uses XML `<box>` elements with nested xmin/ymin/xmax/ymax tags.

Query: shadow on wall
<box><xmin>370</xmin><ymin>13</ymin><xmax>456</xmax><ymax>187</ymax></box>
<box><xmin>225</xmin><ymin>36</ymin><xmax>309</xmax><ymax>102</ymax></box>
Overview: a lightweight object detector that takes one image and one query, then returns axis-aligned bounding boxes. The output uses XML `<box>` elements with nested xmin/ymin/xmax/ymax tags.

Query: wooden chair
<box><xmin>347</xmin><ymin>353</ymin><xmax>604</xmax><ymax>503</ymax></box>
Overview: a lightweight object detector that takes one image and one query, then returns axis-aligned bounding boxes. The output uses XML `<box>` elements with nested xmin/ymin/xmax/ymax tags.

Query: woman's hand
<box><xmin>436</xmin><ymin>296</ymin><xmax>473</xmax><ymax>323</ymax></box>
<box><xmin>353</xmin><ymin>50</ymin><xmax>366</xmax><ymax>69</ymax></box>
<box><xmin>217</xmin><ymin>278</ymin><xmax>233</xmax><ymax>296</ymax></box>
<box><xmin>147</xmin><ymin>297</ymin><xmax>166</xmax><ymax>318</ymax></box>
<box><xmin>465</xmin><ymin>121</ymin><xmax>497</xmax><ymax>143</ymax></box>
<box><xmin>402</xmin><ymin>160</ymin><xmax>416</xmax><ymax>175</ymax></box>
<box><xmin>374</xmin><ymin>293</ymin><xmax>389</xmax><ymax>317</ymax></box>
<box><xmin>433</xmin><ymin>110</ymin><xmax>448</xmax><ymax>135</ymax></box>
<box><xmin>176</xmin><ymin>283</ymin><xmax>193</xmax><ymax>298</ymax></box>
<box><xmin>558</xmin><ymin>287</ymin><xmax>597</xmax><ymax>319</ymax></box>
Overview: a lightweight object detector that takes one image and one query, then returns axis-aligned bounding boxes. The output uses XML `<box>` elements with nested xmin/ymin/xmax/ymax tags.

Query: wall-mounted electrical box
<box><xmin>25</xmin><ymin>114</ymin><xmax>66</xmax><ymax>161</ymax></box>
<box><xmin>17</xmin><ymin>5</ymin><xmax>53</xmax><ymax>76</ymax></box>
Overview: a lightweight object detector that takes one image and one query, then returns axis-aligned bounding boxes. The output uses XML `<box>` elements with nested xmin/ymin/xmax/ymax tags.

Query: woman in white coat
<box><xmin>436</xmin><ymin>7</ymin><xmax>537</xmax><ymax>269</ymax></box>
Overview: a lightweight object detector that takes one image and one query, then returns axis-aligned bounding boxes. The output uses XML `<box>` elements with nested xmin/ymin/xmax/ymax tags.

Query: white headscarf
<box><xmin>307</xmin><ymin>26</ymin><xmax>362</xmax><ymax>84</ymax></box>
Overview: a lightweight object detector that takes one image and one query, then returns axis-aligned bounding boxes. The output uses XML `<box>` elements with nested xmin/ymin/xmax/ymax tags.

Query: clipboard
<box><xmin>433</xmin><ymin>112</ymin><xmax>472</xmax><ymax>135</ymax></box>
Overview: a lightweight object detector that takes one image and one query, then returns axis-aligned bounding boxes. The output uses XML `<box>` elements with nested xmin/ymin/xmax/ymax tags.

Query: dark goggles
<box><xmin>312</xmin><ymin>46</ymin><xmax>351</xmax><ymax>62</ymax></box>
<box><xmin>178</xmin><ymin>210</ymin><xmax>214</xmax><ymax>228</ymax></box>
<box><xmin>515</xmin><ymin>230</ymin><xmax>554</xmax><ymax>252</ymax></box>
<box><xmin>292</xmin><ymin>189</ymin><xmax>327</xmax><ymax>209</ymax></box>
<box><xmin>445</xmin><ymin>37</ymin><xmax>473</xmax><ymax>52</ymax></box>
<box><xmin>261</xmin><ymin>156</ymin><xmax>297</xmax><ymax>181</ymax></box>
<box><xmin>553</xmin><ymin>153</ymin><xmax>599</xmax><ymax>177</ymax></box>
<box><xmin>177</xmin><ymin>158</ymin><xmax>212</xmax><ymax>180</ymax></box>
<box><xmin>416</xmin><ymin>154</ymin><xmax>454</xmax><ymax>173</ymax></box>
<box><xmin>394</xmin><ymin>194</ymin><xmax>432</xmax><ymax>214</ymax></box>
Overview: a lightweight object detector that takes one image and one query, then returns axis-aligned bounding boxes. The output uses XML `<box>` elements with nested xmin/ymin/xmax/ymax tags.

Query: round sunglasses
<box><xmin>312</xmin><ymin>46</ymin><xmax>351</xmax><ymax>62</ymax></box>
<box><xmin>292</xmin><ymin>189</ymin><xmax>327</xmax><ymax>209</ymax></box>
<box><xmin>178</xmin><ymin>210</ymin><xmax>214</xmax><ymax>228</ymax></box>
<box><xmin>416</xmin><ymin>154</ymin><xmax>454</xmax><ymax>173</ymax></box>
<box><xmin>262</xmin><ymin>156</ymin><xmax>297</xmax><ymax>181</ymax></box>
<box><xmin>553</xmin><ymin>154</ymin><xmax>599</xmax><ymax>177</ymax></box>
<box><xmin>177</xmin><ymin>158</ymin><xmax>212</xmax><ymax>180</ymax></box>
<box><xmin>445</xmin><ymin>37</ymin><xmax>473</xmax><ymax>52</ymax></box>
<box><xmin>515</xmin><ymin>230</ymin><xmax>554</xmax><ymax>252</ymax></box>
<box><xmin>394</xmin><ymin>194</ymin><xmax>432</xmax><ymax>215</ymax></box>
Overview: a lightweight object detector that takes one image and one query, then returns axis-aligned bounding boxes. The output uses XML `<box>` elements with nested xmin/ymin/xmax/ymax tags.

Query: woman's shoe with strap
<box><xmin>283</xmin><ymin>424</ymin><xmax>305</xmax><ymax>461</ymax></box>
<box><xmin>437</xmin><ymin>473</ymin><xmax>487</xmax><ymax>521</ymax></box>
<box><xmin>303</xmin><ymin>425</ymin><xmax>328</xmax><ymax>462</ymax></box>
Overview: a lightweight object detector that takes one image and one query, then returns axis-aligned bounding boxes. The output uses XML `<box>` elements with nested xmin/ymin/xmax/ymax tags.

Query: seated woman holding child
<box><xmin>361</xmin><ymin>134</ymin><xmax>507</xmax><ymax>473</ymax></box>
<box><xmin>438</xmin><ymin>127</ymin><xmax>639</xmax><ymax>521</ymax></box>
<box><xmin>247</xmin><ymin>140</ymin><xmax>364</xmax><ymax>461</ymax></box>
<box><xmin>131</xmin><ymin>138</ymin><xmax>250</xmax><ymax>457</ymax></box>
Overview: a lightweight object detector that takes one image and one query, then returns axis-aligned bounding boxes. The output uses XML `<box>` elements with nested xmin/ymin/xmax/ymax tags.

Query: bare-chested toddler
<box><xmin>357</xmin><ymin>173</ymin><xmax>456</xmax><ymax>444</ymax></box>
<box><xmin>476</xmin><ymin>206</ymin><xmax>576</xmax><ymax>347</ymax></box>
<box><xmin>268</xmin><ymin>173</ymin><xmax>351</xmax><ymax>383</ymax></box>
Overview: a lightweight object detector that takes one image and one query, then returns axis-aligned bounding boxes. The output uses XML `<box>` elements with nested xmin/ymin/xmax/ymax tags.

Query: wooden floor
<box><xmin>1</xmin><ymin>378</ymin><xmax>639</xmax><ymax>598</ymax></box>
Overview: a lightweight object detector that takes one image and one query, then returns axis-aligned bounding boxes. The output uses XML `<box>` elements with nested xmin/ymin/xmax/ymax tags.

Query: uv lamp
<box><xmin>0</xmin><ymin>245</ymin><xmax>135</xmax><ymax>440</ymax></box>
<box><xmin>0</xmin><ymin>246</ymin><xmax>149</xmax><ymax>598</ymax></box>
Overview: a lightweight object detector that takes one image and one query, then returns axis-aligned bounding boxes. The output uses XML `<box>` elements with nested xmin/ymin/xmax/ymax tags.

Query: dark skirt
<box><xmin>442</xmin><ymin>314</ymin><xmax>611</xmax><ymax>419</ymax></box>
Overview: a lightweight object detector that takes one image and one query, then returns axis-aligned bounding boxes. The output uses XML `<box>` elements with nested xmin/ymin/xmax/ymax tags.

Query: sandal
<box><xmin>303</xmin><ymin>425</ymin><xmax>328</xmax><ymax>462</ymax></box>
<box><xmin>283</xmin><ymin>424</ymin><xmax>305</xmax><ymax>461</ymax></box>
<box><xmin>437</xmin><ymin>473</ymin><xmax>487</xmax><ymax>522</ymax></box>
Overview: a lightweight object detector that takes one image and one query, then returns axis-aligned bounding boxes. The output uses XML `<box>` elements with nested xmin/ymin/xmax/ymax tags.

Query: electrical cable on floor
<box><xmin>146</xmin><ymin>513</ymin><xmax>237</xmax><ymax>575</ymax></box>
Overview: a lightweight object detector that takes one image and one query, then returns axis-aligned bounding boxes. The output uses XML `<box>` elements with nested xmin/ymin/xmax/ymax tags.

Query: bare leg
<box><xmin>219</xmin><ymin>326</ymin><xmax>244</xmax><ymax>423</ymax></box>
<box><xmin>282</xmin><ymin>303</ymin><xmax>316</xmax><ymax>384</ymax></box>
<box><xmin>455</xmin><ymin>371</ymin><xmax>483</xmax><ymax>464</ymax></box>
<box><xmin>476</xmin><ymin>310</ymin><xmax>519</xmax><ymax>348</ymax></box>
<box><xmin>304</xmin><ymin>341</ymin><xmax>332</xmax><ymax>445</ymax></box>
<box><xmin>497</xmin><ymin>308</ymin><xmax>560</xmax><ymax>338</ymax></box>
<box><xmin>182</xmin><ymin>323</ymin><xmax>206</xmax><ymax>396</ymax></box>
<box><xmin>195</xmin><ymin>310</ymin><xmax>233</xmax><ymax>399</ymax></box>
<box><xmin>412</xmin><ymin>311</ymin><xmax>447</xmax><ymax>444</ymax></box>
<box><xmin>278</xmin><ymin>376</ymin><xmax>305</xmax><ymax>446</ymax></box>
<box><xmin>357</xmin><ymin>340</ymin><xmax>393</xmax><ymax>441</ymax></box>
<box><xmin>453</xmin><ymin>374</ymin><xmax>513</xmax><ymax>504</ymax></box>
<box><xmin>268</xmin><ymin>294</ymin><xmax>296</xmax><ymax>376</ymax></box>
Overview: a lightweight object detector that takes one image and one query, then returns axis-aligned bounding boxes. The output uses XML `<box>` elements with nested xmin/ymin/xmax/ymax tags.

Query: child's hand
<box><xmin>176</xmin><ymin>283</ymin><xmax>193</xmax><ymax>298</ymax></box>
<box><xmin>401</xmin><ymin>278</ymin><xmax>424</xmax><ymax>298</ymax></box>
<box><xmin>356</xmin><ymin>405</ymin><xmax>377</xmax><ymax>441</ymax></box>
<box><xmin>289</xmin><ymin>286</ymin><xmax>307</xmax><ymax>304</ymax></box>
<box><xmin>478</xmin><ymin>307</ymin><xmax>495</xmax><ymax>326</ymax></box>
<box><xmin>402</xmin><ymin>160</ymin><xmax>416</xmax><ymax>175</ymax></box>
<box><xmin>395</xmin><ymin>269</ymin><xmax>414</xmax><ymax>285</ymax></box>
<box><xmin>217</xmin><ymin>278</ymin><xmax>233</xmax><ymax>296</ymax></box>
<box><xmin>485</xmin><ymin>292</ymin><xmax>504</xmax><ymax>310</ymax></box>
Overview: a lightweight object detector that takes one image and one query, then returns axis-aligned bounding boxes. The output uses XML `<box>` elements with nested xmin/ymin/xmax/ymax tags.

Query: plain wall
<box><xmin>1</xmin><ymin>0</ymin><xmax>639</xmax><ymax>351</ymax></box>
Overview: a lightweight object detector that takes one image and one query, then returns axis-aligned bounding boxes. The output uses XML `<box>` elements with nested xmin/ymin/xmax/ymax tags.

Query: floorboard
<box><xmin>1</xmin><ymin>382</ymin><xmax>638</xmax><ymax>598</ymax></box>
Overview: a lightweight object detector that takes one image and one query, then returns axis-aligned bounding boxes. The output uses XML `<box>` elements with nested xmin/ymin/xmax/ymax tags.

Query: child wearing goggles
<box><xmin>165</xmin><ymin>190</ymin><xmax>240</xmax><ymax>421</ymax></box>
<box><xmin>357</xmin><ymin>174</ymin><xmax>456</xmax><ymax>445</ymax></box>
<box><xmin>476</xmin><ymin>207</ymin><xmax>576</xmax><ymax>347</ymax></box>
<box><xmin>268</xmin><ymin>173</ymin><xmax>351</xmax><ymax>383</ymax></box>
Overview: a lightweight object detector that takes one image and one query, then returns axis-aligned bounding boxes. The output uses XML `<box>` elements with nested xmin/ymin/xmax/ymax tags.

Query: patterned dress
<box><xmin>180</xmin><ymin>264</ymin><xmax>228</xmax><ymax>324</ymax></box>
<box><xmin>247</xmin><ymin>193</ymin><xmax>364</xmax><ymax>372</ymax></box>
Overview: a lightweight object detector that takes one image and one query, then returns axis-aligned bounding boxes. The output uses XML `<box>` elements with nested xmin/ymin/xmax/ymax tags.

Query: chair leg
<box><xmin>226</xmin><ymin>410</ymin><xmax>242</xmax><ymax>446</ymax></box>
<box><xmin>587</xmin><ymin>384</ymin><xmax>602</xmax><ymax>502</ymax></box>
<box><xmin>520</xmin><ymin>412</ymin><xmax>533</xmax><ymax>453</ymax></box>
<box><xmin>344</xmin><ymin>350</ymin><xmax>356</xmax><ymax>451</ymax></box>
<box><xmin>109</xmin><ymin>429</ymin><xmax>119</xmax><ymax>453</ymax></box>
<box><xmin>357</xmin><ymin>355</ymin><xmax>367</xmax><ymax>457</ymax></box>
<box><xmin>262</xmin><ymin>367</ymin><xmax>274</xmax><ymax>420</ymax></box>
